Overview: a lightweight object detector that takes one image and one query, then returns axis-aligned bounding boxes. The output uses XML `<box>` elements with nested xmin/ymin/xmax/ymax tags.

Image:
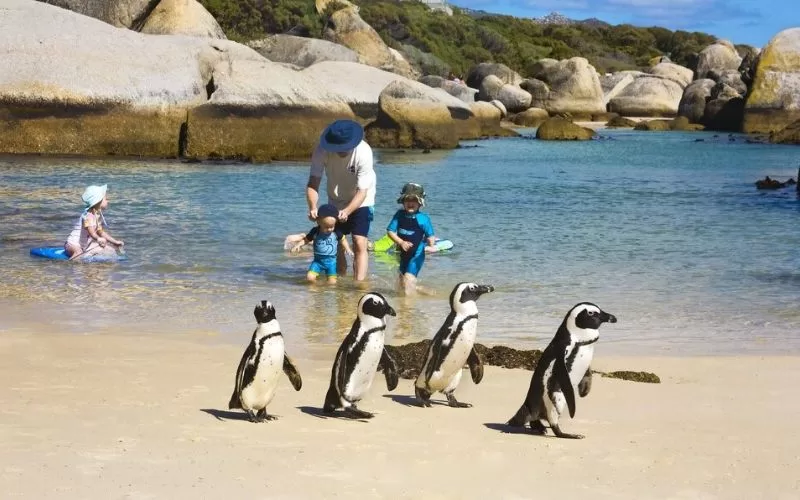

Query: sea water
<box><xmin>1</xmin><ymin>129</ymin><xmax>798</xmax><ymax>356</ymax></box>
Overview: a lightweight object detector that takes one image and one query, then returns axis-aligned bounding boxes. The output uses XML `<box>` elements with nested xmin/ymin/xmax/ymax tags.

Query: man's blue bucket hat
<box><xmin>320</xmin><ymin>119</ymin><xmax>364</xmax><ymax>153</ymax></box>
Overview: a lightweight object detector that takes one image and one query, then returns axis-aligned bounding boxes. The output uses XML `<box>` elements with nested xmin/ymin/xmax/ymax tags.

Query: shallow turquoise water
<box><xmin>1</xmin><ymin>129</ymin><xmax>798</xmax><ymax>355</ymax></box>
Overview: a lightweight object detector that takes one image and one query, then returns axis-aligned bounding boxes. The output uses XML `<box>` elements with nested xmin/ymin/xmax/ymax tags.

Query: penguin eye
<box><xmin>587</xmin><ymin>310</ymin><xmax>595</xmax><ymax>316</ymax></box>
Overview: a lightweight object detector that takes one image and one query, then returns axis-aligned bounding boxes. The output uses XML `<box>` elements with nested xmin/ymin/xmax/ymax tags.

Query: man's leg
<box><xmin>352</xmin><ymin>235</ymin><xmax>368</xmax><ymax>281</ymax></box>
<box><xmin>336</xmin><ymin>246</ymin><xmax>348</xmax><ymax>277</ymax></box>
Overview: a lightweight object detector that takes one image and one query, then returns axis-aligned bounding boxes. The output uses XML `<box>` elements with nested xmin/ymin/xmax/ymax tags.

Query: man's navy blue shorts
<box><xmin>336</xmin><ymin>206</ymin><xmax>373</xmax><ymax>238</ymax></box>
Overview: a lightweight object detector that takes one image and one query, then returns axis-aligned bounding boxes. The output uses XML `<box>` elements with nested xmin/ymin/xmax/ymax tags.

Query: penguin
<box><xmin>323</xmin><ymin>292</ymin><xmax>399</xmax><ymax>419</ymax></box>
<box><xmin>228</xmin><ymin>300</ymin><xmax>303</xmax><ymax>422</ymax></box>
<box><xmin>415</xmin><ymin>282</ymin><xmax>494</xmax><ymax>408</ymax></box>
<box><xmin>507</xmin><ymin>302</ymin><xmax>616</xmax><ymax>439</ymax></box>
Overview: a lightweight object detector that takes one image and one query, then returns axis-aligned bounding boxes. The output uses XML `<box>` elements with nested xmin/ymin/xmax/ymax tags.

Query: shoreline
<box><xmin>1</xmin><ymin>330</ymin><xmax>799</xmax><ymax>498</ymax></box>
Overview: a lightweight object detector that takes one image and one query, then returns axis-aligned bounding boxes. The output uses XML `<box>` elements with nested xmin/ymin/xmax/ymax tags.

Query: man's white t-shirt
<box><xmin>310</xmin><ymin>140</ymin><xmax>376</xmax><ymax>210</ymax></box>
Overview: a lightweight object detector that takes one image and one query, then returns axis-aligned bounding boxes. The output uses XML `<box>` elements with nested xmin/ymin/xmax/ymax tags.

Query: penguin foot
<box><xmin>246</xmin><ymin>411</ymin><xmax>259</xmax><ymax>423</ymax></box>
<box><xmin>528</xmin><ymin>420</ymin><xmax>547</xmax><ymax>435</ymax></box>
<box><xmin>445</xmin><ymin>394</ymin><xmax>472</xmax><ymax>408</ymax></box>
<box><xmin>415</xmin><ymin>387</ymin><xmax>432</xmax><ymax>407</ymax></box>
<box><xmin>551</xmin><ymin>424</ymin><xmax>584</xmax><ymax>439</ymax></box>
<box><xmin>345</xmin><ymin>406</ymin><xmax>374</xmax><ymax>419</ymax></box>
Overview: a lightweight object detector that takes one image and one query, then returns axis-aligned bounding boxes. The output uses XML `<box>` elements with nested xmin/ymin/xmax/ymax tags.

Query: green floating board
<box><xmin>371</xmin><ymin>235</ymin><xmax>453</xmax><ymax>253</ymax></box>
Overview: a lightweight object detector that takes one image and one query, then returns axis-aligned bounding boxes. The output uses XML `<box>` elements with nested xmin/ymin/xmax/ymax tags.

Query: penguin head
<box><xmin>450</xmin><ymin>282</ymin><xmax>494</xmax><ymax>311</ymax></box>
<box><xmin>254</xmin><ymin>300</ymin><xmax>277</xmax><ymax>324</ymax></box>
<box><xmin>565</xmin><ymin>302</ymin><xmax>617</xmax><ymax>331</ymax></box>
<box><xmin>358</xmin><ymin>292</ymin><xmax>396</xmax><ymax>320</ymax></box>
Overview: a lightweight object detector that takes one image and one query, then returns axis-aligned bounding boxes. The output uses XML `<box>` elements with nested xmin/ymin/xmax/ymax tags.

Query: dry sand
<box><xmin>1</xmin><ymin>331</ymin><xmax>798</xmax><ymax>499</ymax></box>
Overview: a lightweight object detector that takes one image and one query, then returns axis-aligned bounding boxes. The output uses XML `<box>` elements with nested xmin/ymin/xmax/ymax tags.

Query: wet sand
<box><xmin>1</xmin><ymin>330</ymin><xmax>798</xmax><ymax>499</ymax></box>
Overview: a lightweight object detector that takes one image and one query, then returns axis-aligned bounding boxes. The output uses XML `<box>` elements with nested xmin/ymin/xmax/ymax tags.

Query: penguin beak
<box><xmin>477</xmin><ymin>285</ymin><xmax>494</xmax><ymax>295</ymax></box>
<box><xmin>603</xmin><ymin>312</ymin><xmax>617</xmax><ymax>324</ymax></box>
<box><xmin>385</xmin><ymin>305</ymin><xmax>397</xmax><ymax>317</ymax></box>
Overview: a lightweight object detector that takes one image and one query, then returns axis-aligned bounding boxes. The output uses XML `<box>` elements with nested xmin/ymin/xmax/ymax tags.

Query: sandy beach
<box><xmin>1</xmin><ymin>331</ymin><xmax>798</xmax><ymax>499</ymax></box>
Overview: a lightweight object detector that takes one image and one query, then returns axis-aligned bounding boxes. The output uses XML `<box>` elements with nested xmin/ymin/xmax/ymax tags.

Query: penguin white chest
<box><xmin>568</xmin><ymin>344</ymin><xmax>594</xmax><ymax>387</ymax></box>
<box><xmin>344</xmin><ymin>332</ymin><xmax>384</xmax><ymax>401</ymax></box>
<box><xmin>429</xmin><ymin>317</ymin><xmax>477</xmax><ymax>391</ymax></box>
<box><xmin>241</xmin><ymin>336</ymin><xmax>285</xmax><ymax>410</ymax></box>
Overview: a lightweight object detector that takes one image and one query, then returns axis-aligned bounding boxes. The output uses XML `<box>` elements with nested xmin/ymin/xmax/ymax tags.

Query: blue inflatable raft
<box><xmin>30</xmin><ymin>246</ymin><xmax>127</xmax><ymax>263</ymax></box>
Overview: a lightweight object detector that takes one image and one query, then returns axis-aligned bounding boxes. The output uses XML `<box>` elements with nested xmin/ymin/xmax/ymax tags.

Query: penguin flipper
<box><xmin>283</xmin><ymin>354</ymin><xmax>303</xmax><ymax>391</ymax></box>
<box><xmin>578</xmin><ymin>367</ymin><xmax>592</xmax><ymax>397</ymax></box>
<box><xmin>555</xmin><ymin>355</ymin><xmax>577</xmax><ymax>418</ymax></box>
<box><xmin>379</xmin><ymin>348</ymin><xmax>399</xmax><ymax>391</ymax></box>
<box><xmin>467</xmin><ymin>347</ymin><xmax>484</xmax><ymax>384</ymax></box>
<box><xmin>229</xmin><ymin>333</ymin><xmax>257</xmax><ymax>409</ymax></box>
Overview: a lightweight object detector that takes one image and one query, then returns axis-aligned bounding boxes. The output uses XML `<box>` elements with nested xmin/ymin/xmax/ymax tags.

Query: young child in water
<box><xmin>386</xmin><ymin>183</ymin><xmax>437</xmax><ymax>294</ymax></box>
<box><xmin>64</xmin><ymin>184</ymin><xmax>124</xmax><ymax>260</ymax></box>
<box><xmin>291</xmin><ymin>204</ymin><xmax>353</xmax><ymax>283</ymax></box>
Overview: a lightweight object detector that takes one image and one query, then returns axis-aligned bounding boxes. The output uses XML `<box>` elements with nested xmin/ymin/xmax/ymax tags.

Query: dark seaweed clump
<box><xmin>386</xmin><ymin>341</ymin><xmax>659</xmax><ymax>384</ymax></box>
<box><xmin>599</xmin><ymin>370</ymin><xmax>661</xmax><ymax>383</ymax></box>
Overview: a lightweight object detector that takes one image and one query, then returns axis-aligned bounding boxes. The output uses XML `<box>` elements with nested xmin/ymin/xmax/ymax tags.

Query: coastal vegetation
<box><xmin>198</xmin><ymin>0</ymin><xmax>720</xmax><ymax>75</ymax></box>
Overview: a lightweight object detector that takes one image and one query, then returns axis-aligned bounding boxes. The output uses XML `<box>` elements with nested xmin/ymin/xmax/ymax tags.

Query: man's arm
<box><xmin>306</xmin><ymin>176</ymin><xmax>321</xmax><ymax>220</ymax></box>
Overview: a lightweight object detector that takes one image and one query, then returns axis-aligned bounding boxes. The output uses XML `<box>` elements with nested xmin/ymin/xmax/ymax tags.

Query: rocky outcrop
<box><xmin>139</xmin><ymin>0</ymin><xmax>225</xmax><ymax>38</ymax></box>
<box><xmin>465</xmin><ymin>62</ymin><xmax>523</xmax><ymax>89</ymax></box>
<box><xmin>316</xmin><ymin>0</ymin><xmax>418</xmax><ymax>79</ymax></box>
<box><xmin>1</xmin><ymin>0</ymin><xmax>218</xmax><ymax>157</ymax></box>
<box><xmin>649</xmin><ymin>62</ymin><xmax>693</xmax><ymax>88</ymax></box>
<box><xmin>363</xmin><ymin>80</ymin><xmax>507</xmax><ymax>149</ymax></box>
<box><xmin>519</xmin><ymin>78</ymin><xmax>549</xmax><ymax>109</ymax></box>
<box><xmin>704</xmin><ymin>83</ymin><xmax>744</xmax><ymax>131</ymax></box>
<box><xmin>743</xmin><ymin>28</ymin><xmax>800</xmax><ymax>133</ymax></box>
<box><xmin>678</xmin><ymin>79</ymin><xmax>715</xmax><ymax>123</ymax></box>
<box><xmin>510</xmin><ymin>108</ymin><xmax>549</xmax><ymax>127</ymax></box>
<box><xmin>769</xmin><ymin>119</ymin><xmax>800</xmax><ymax>145</ymax></box>
<box><xmin>708</xmin><ymin>69</ymin><xmax>747</xmax><ymax>96</ymax></box>
<box><xmin>605</xmin><ymin>115</ymin><xmax>636</xmax><ymax>128</ymax></box>
<box><xmin>633</xmin><ymin>120</ymin><xmax>671</xmax><ymax>131</ymax></box>
<box><xmin>477</xmin><ymin>75</ymin><xmax>532</xmax><ymax>112</ymax></box>
<box><xmin>600</xmin><ymin>72</ymin><xmax>638</xmax><ymax>105</ymax></box>
<box><xmin>418</xmin><ymin>76</ymin><xmax>476</xmax><ymax>103</ymax></box>
<box><xmin>468</xmin><ymin>101</ymin><xmax>513</xmax><ymax>138</ymax></box>
<box><xmin>535</xmin><ymin>117</ymin><xmax>595</xmax><ymax>140</ymax></box>
<box><xmin>607</xmin><ymin>77</ymin><xmax>684</xmax><ymax>117</ymax></box>
<box><xmin>247</xmin><ymin>35</ymin><xmax>358</xmax><ymax>67</ymax></box>
<box><xmin>489</xmin><ymin>100</ymin><xmax>507</xmax><ymax>118</ymax></box>
<box><xmin>34</xmin><ymin>0</ymin><xmax>159</xmax><ymax>29</ymax></box>
<box><xmin>695</xmin><ymin>40</ymin><xmax>743</xmax><ymax>80</ymax></box>
<box><xmin>529</xmin><ymin>57</ymin><xmax>605</xmax><ymax>118</ymax></box>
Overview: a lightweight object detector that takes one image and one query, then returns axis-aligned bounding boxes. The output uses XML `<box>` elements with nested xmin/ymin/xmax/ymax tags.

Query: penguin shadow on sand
<box><xmin>200</xmin><ymin>408</ymin><xmax>263</xmax><ymax>422</ymax></box>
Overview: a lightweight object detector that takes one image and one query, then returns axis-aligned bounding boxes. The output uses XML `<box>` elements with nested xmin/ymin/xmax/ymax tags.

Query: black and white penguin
<box><xmin>415</xmin><ymin>282</ymin><xmax>494</xmax><ymax>408</ymax></box>
<box><xmin>507</xmin><ymin>302</ymin><xmax>616</xmax><ymax>438</ymax></box>
<box><xmin>323</xmin><ymin>292</ymin><xmax>399</xmax><ymax>419</ymax></box>
<box><xmin>228</xmin><ymin>300</ymin><xmax>303</xmax><ymax>422</ymax></box>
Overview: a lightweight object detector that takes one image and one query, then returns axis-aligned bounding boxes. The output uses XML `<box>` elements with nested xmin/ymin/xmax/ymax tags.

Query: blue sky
<box><xmin>450</xmin><ymin>0</ymin><xmax>799</xmax><ymax>47</ymax></box>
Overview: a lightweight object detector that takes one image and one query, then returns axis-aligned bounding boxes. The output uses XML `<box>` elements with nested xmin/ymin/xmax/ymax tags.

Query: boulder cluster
<box><xmin>1</xmin><ymin>0</ymin><xmax>798</xmax><ymax>159</ymax></box>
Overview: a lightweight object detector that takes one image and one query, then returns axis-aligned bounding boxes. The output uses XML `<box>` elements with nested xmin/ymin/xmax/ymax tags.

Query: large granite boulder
<box><xmin>703</xmin><ymin>83</ymin><xmax>744</xmax><ymax>131</ymax></box>
<box><xmin>468</xmin><ymin>101</ymin><xmax>512</xmax><ymax>138</ymax></box>
<box><xmin>678</xmin><ymin>79</ymin><xmax>715</xmax><ymax>123</ymax></box>
<box><xmin>510</xmin><ymin>108</ymin><xmax>549</xmax><ymax>127</ymax></box>
<box><xmin>535</xmin><ymin>117</ymin><xmax>595</xmax><ymax>140</ymax></box>
<box><xmin>600</xmin><ymin>72</ymin><xmax>638</xmax><ymax>105</ymax></box>
<box><xmin>34</xmin><ymin>0</ymin><xmax>159</xmax><ymax>29</ymax></box>
<box><xmin>519</xmin><ymin>79</ymin><xmax>549</xmax><ymax>109</ymax></box>
<box><xmin>477</xmin><ymin>75</ymin><xmax>531</xmax><ymax>112</ymax></box>
<box><xmin>695</xmin><ymin>40</ymin><xmax>743</xmax><ymax>80</ymax></box>
<box><xmin>607</xmin><ymin>77</ymin><xmax>684</xmax><ymax>117</ymax></box>
<box><xmin>418</xmin><ymin>75</ymin><xmax>477</xmax><ymax>103</ymax></box>
<box><xmin>605</xmin><ymin>115</ymin><xmax>637</xmax><ymax>128</ymax></box>
<box><xmin>633</xmin><ymin>120</ymin><xmax>671</xmax><ymax>131</ymax></box>
<box><xmin>743</xmin><ymin>28</ymin><xmax>800</xmax><ymax>133</ymax></box>
<box><xmin>316</xmin><ymin>0</ymin><xmax>417</xmax><ymax>79</ymax></box>
<box><xmin>738</xmin><ymin>46</ymin><xmax>761</xmax><ymax>87</ymax></box>
<box><xmin>529</xmin><ymin>57</ymin><xmax>605</xmax><ymax>118</ymax></box>
<box><xmin>465</xmin><ymin>62</ymin><xmax>523</xmax><ymax>89</ymax></box>
<box><xmin>139</xmin><ymin>0</ymin><xmax>225</xmax><ymax>38</ymax></box>
<box><xmin>1</xmin><ymin>0</ymin><xmax>218</xmax><ymax>157</ymax></box>
<box><xmin>649</xmin><ymin>62</ymin><xmax>693</xmax><ymax>88</ymax></box>
<box><xmin>247</xmin><ymin>35</ymin><xmax>358</xmax><ymax>68</ymax></box>
<box><xmin>708</xmin><ymin>69</ymin><xmax>748</xmax><ymax>96</ymax></box>
<box><xmin>363</xmin><ymin>80</ymin><xmax>477</xmax><ymax>149</ymax></box>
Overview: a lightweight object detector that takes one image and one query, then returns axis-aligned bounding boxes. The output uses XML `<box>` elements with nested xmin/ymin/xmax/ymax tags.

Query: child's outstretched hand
<box><xmin>97</xmin><ymin>237</ymin><xmax>107</xmax><ymax>247</ymax></box>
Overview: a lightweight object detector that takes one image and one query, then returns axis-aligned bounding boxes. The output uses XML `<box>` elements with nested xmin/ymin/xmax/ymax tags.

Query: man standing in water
<box><xmin>306</xmin><ymin>119</ymin><xmax>376</xmax><ymax>281</ymax></box>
